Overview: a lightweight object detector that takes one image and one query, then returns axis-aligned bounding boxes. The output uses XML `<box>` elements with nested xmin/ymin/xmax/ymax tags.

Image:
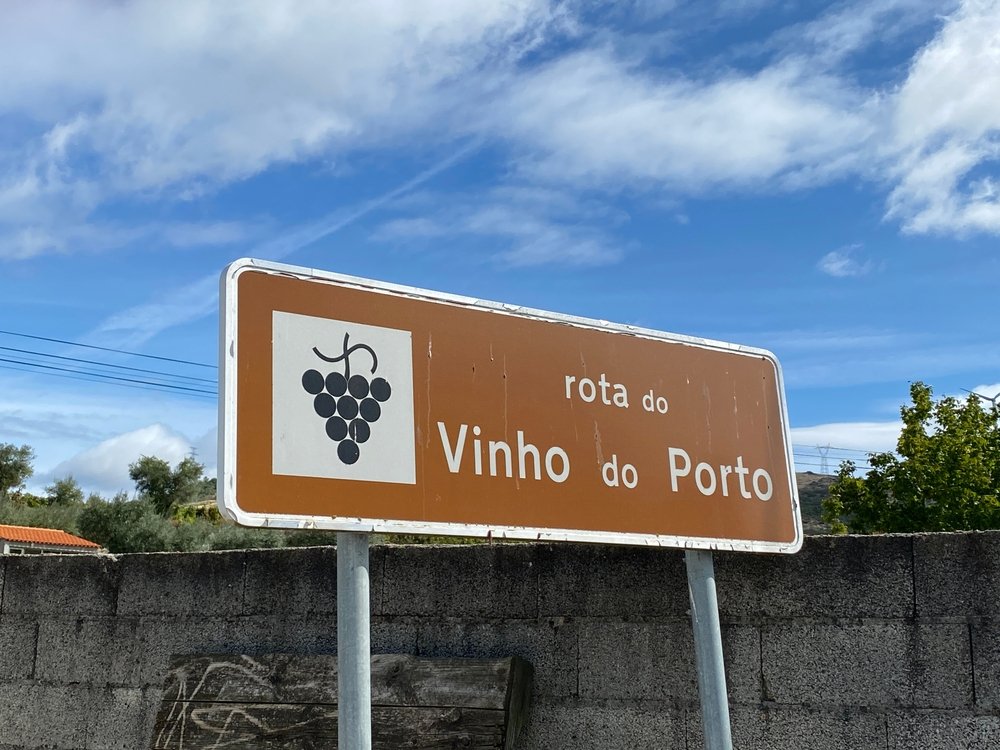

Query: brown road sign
<box><xmin>219</xmin><ymin>258</ymin><xmax>802</xmax><ymax>552</ymax></box>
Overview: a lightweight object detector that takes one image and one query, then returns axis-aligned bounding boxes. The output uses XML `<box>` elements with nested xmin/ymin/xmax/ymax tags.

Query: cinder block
<box><xmin>34</xmin><ymin>617</ymin><xmax>144</xmax><ymax>686</ymax></box>
<box><xmin>915</xmin><ymin>532</ymin><xmax>1000</xmax><ymax>618</ymax></box>
<box><xmin>381</xmin><ymin>545</ymin><xmax>537</xmax><ymax>619</ymax></box>
<box><xmin>536</xmin><ymin>544</ymin><xmax>689</xmax><ymax>618</ymax></box>
<box><xmin>2</xmin><ymin>553</ymin><xmax>119</xmax><ymax>616</ymax></box>
<box><xmin>887</xmin><ymin>711</ymin><xmax>1000</xmax><ymax>750</ymax></box>
<box><xmin>417</xmin><ymin>618</ymin><xmax>578</xmax><ymax>698</ymax></box>
<box><xmin>84</xmin><ymin>687</ymin><xmax>158</xmax><ymax>750</ymax></box>
<box><xmin>0</xmin><ymin>615</ymin><xmax>37</xmax><ymax>680</ymax></box>
<box><xmin>762</xmin><ymin>621</ymin><xmax>972</xmax><ymax>708</ymax></box>
<box><xmin>517</xmin><ymin>700</ymin><xmax>686</xmax><ymax>750</ymax></box>
<box><xmin>579</xmin><ymin>621</ymin><xmax>690</xmax><ymax>702</ymax></box>
<box><xmin>125</xmin><ymin>614</ymin><xmax>417</xmax><ymax>688</ymax></box>
<box><xmin>715</xmin><ymin>534</ymin><xmax>914</xmax><ymax>619</ymax></box>
<box><xmin>687</xmin><ymin>705</ymin><xmax>887</xmax><ymax>750</ymax></box>
<box><xmin>0</xmin><ymin>683</ymin><xmax>89</xmax><ymax>746</ymax></box>
<box><xmin>117</xmin><ymin>550</ymin><xmax>244</xmax><ymax>617</ymax></box>
<box><xmin>578</xmin><ymin>621</ymin><xmax>760</xmax><ymax>704</ymax></box>
<box><xmin>971</xmin><ymin>621</ymin><xmax>1000</xmax><ymax>710</ymax></box>
<box><xmin>242</xmin><ymin>546</ymin><xmax>339</xmax><ymax>615</ymax></box>
<box><xmin>128</xmin><ymin>615</ymin><xmax>330</xmax><ymax>687</ymax></box>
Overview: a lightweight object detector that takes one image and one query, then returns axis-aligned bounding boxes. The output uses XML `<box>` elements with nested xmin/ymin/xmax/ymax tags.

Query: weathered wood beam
<box><xmin>152</xmin><ymin>653</ymin><xmax>533</xmax><ymax>750</ymax></box>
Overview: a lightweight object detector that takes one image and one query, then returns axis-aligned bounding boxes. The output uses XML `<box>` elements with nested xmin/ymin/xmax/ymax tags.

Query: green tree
<box><xmin>0</xmin><ymin>443</ymin><xmax>35</xmax><ymax>502</ymax></box>
<box><xmin>129</xmin><ymin>455</ymin><xmax>207</xmax><ymax>516</ymax></box>
<box><xmin>45</xmin><ymin>475</ymin><xmax>85</xmax><ymax>506</ymax></box>
<box><xmin>823</xmin><ymin>382</ymin><xmax>1000</xmax><ymax>533</ymax></box>
<box><xmin>77</xmin><ymin>493</ymin><xmax>174</xmax><ymax>553</ymax></box>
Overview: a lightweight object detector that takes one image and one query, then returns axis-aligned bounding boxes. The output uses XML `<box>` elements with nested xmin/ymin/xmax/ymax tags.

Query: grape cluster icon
<box><xmin>301</xmin><ymin>332</ymin><xmax>392</xmax><ymax>465</ymax></box>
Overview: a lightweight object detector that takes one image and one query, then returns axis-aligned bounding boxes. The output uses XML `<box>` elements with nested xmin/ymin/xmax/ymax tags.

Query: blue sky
<box><xmin>2</xmin><ymin>0</ymin><xmax>999</xmax><ymax>495</ymax></box>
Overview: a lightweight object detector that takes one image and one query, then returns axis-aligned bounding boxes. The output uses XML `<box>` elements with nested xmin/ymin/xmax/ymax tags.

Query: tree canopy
<box><xmin>45</xmin><ymin>476</ymin><xmax>85</xmax><ymax>506</ymax></box>
<box><xmin>823</xmin><ymin>382</ymin><xmax>1000</xmax><ymax>534</ymax></box>
<box><xmin>0</xmin><ymin>443</ymin><xmax>35</xmax><ymax>501</ymax></box>
<box><xmin>129</xmin><ymin>455</ymin><xmax>209</xmax><ymax>516</ymax></box>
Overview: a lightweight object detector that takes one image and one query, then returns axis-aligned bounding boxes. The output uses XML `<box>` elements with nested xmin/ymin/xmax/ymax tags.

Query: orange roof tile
<box><xmin>0</xmin><ymin>524</ymin><xmax>101</xmax><ymax>549</ymax></box>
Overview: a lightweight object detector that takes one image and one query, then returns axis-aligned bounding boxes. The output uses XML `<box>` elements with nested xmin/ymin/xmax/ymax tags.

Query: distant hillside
<box><xmin>796</xmin><ymin>471</ymin><xmax>836</xmax><ymax>535</ymax></box>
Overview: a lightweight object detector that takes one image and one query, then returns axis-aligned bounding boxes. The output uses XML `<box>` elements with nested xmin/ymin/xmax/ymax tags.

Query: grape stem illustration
<box><xmin>313</xmin><ymin>333</ymin><xmax>378</xmax><ymax>379</ymax></box>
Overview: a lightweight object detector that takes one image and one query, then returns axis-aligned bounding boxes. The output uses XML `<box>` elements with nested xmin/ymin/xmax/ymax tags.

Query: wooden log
<box><xmin>152</xmin><ymin>654</ymin><xmax>532</xmax><ymax>750</ymax></box>
<box><xmin>152</xmin><ymin>704</ymin><xmax>504</xmax><ymax>749</ymax></box>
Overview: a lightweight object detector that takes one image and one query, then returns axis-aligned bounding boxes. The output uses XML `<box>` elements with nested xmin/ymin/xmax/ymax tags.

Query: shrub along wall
<box><xmin>1</xmin><ymin>532</ymin><xmax>999</xmax><ymax>749</ymax></box>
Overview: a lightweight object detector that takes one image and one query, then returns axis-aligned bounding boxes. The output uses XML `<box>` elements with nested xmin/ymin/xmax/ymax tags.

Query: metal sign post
<box><xmin>686</xmin><ymin>549</ymin><xmax>733</xmax><ymax>750</ymax></box>
<box><xmin>337</xmin><ymin>531</ymin><xmax>372</xmax><ymax>750</ymax></box>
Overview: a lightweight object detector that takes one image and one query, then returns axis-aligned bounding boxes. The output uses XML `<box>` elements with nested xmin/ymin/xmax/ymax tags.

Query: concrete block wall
<box><xmin>1</xmin><ymin>532</ymin><xmax>999</xmax><ymax>749</ymax></box>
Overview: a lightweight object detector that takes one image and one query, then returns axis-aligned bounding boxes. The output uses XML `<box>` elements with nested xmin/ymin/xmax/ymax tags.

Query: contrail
<box><xmin>87</xmin><ymin>141</ymin><xmax>482</xmax><ymax>349</ymax></box>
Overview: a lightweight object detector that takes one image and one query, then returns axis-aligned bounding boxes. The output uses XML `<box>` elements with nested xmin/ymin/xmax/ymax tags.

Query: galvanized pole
<box><xmin>685</xmin><ymin>549</ymin><xmax>733</xmax><ymax>750</ymax></box>
<box><xmin>337</xmin><ymin>531</ymin><xmax>372</xmax><ymax>750</ymax></box>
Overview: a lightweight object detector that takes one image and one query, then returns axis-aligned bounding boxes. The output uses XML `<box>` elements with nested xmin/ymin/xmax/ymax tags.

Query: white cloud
<box><xmin>0</xmin><ymin>0</ymin><xmax>562</xmax><ymax>258</ymax></box>
<box><xmin>791</xmin><ymin>421</ymin><xmax>902</xmax><ymax>455</ymax></box>
<box><xmin>375</xmin><ymin>184</ymin><xmax>625</xmax><ymax>267</ymax></box>
<box><xmin>44</xmin><ymin>423</ymin><xmax>195</xmax><ymax>496</ymax></box>
<box><xmin>0</xmin><ymin>219</ymin><xmax>253</xmax><ymax>261</ymax></box>
<box><xmin>886</xmin><ymin>0</ymin><xmax>1000</xmax><ymax>233</ymax></box>
<box><xmin>817</xmin><ymin>245</ymin><xmax>876</xmax><ymax>277</ymax></box>
<box><xmin>0</xmin><ymin>372</ymin><xmax>216</xmax><ymax>494</ymax></box>
<box><xmin>497</xmin><ymin>49</ymin><xmax>875</xmax><ymax>192</ymax></box>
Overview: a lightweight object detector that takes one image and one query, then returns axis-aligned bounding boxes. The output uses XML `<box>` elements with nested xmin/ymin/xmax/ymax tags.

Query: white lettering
<box><xmin>473</xmin><ymin>425</ymin><xmax>483</xmax><ymax>476</ymax></box>
<box><xmin>621</xmin><ymin>462</ymin><xmax>638</xmax><ymax>489</ymax></box>
<box><xmin>564</xmin><ymin>375</ymin><xmax>576</xmax><ymax>399</ymax></box>
<box><xmin>613</xmin><ymin>384</ymin><xmax>629</xmax><ymax>408</ymax></box>
<box><xmin>437</xmin><ymin>422</ymin><xmax>467</xmax><ymax>473</ymax></box>
<box><xmin>665</xmin><ymin>447</ymin><xmax>775</xmax><ymax>503</ymax></box>
<box><xmin>602</xmin><ymin>454</ymin><xmax>620</xmax><ymax>487</ymax></box>
<box><xmin>753</xmin><ymin>469</ymin><xmax>773</xmax><ymax>501</ymax></box>
<box><xmin>668</xmin><ymin>447</ymin><xmax>691</xmax><ymax>492</ymax></box>
<box><xmin>695</xmin><ymin>462</ymin><xmax>717</xmax><ymax>495</ymax></box>
<box><xmin>719</xmin><ymin>465</ymin><xmax>733</xmax><ymax>497</ymax></box>
<box><xmin>545</xmin><ymin>447</ymin><xmax>570</xmax><ymax>483</ymax></box>
<box><xmin>518</xmin><ymin>431</ymin><xmax>541</xmax><ymax>480</ymax></box>
<box><xmin>489</xmin><ymin>440</ymin><xmax>513</xmax><ymax>478</ymax></box>
<box><xmin>735</xmin><ymin>456</ymin><xmax>752</xmax><ymax>499</ymax></box>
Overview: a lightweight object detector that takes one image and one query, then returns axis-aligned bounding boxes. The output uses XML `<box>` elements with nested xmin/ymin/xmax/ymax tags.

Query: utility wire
<box><xmin>0</xmin><ymin>344</ymin><xmax>217</xmax><ymax>385</ymax></box>
<box><xmin>0</xmin><ymin>363</ymin><xmax>217</xmax><ymax>401</ymax></box>
<box><xmin>0</xmin><ymin>356</ymin><xmax>217</xmax><ymax>396</ymax></box>
<box><xmin>0</xmin><ymin>328</ymin><xmax>217</xmax><ymax>369</ymax></box>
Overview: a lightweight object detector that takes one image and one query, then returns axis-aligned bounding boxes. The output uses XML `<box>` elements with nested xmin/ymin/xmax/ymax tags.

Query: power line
<box><xmin>0</xmin><ymin>328</ymin><xmax>217</xmax><ymax>369</ymax></box>
<box><xmin>0</xmin><ymin>363</ymin><xmax>217</xmax><ymax>401</ymax></box>
<box><xmin>792</xmin><ymin>443</ymin><xmax>877</xmax><ymax>455</ymax></box>
<box><xmin>0</xmin><ymin>356</ymin><xmax>217</xmax><ymax>396</ymax></box>
<box><xmin>0</xmin><ymin>344</ymin><xmax>217</xmax><ymax>385</ymax></box>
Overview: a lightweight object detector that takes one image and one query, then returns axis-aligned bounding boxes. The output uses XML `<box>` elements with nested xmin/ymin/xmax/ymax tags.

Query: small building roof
<box><xmin>0</xmin><ymin>524</ymin><xmax>101</xmax><ymax>549</ymax></box>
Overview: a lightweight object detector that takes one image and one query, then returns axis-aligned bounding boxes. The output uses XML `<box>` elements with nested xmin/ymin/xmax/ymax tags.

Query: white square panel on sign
<box><xmin>272</xmin><ymin>311</ymin><xmax>416</xmax><ymax>484</ymax></box>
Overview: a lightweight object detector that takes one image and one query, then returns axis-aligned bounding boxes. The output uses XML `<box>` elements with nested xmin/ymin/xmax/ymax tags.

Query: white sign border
<box><xmin>219</xmin><ymin>257</ymin><xmax>803</xmax><ymax>554</ymax></box>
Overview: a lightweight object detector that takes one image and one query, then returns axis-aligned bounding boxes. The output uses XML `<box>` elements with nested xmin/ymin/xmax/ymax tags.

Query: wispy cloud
<box><xmin>0</xmin><ymin>219</ymin><xmax>256</xmax><ymax>261</ymax></box>
<box><xmin>818</xmin><ymin>244</ymin><xmax>876</xmax><ymax>277</ymax></box>
<box><xmin>0</xmin><ymin>0</ymin><xmax>560</xmax><ymax>261</ymax></box>
<box><xmin>374</xmin><ymin>184</ymin><xmax>625</xmax><ymax>266</ymax></box>
<box><xmin>87</xmin><ymin>142</ymin><xmax>480</xmax><ymax>348</ymax></box>
<box><xmin>496</xmin><ymin>49</ymin><xmax>875</xmax><ymax>192</ymax></box>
